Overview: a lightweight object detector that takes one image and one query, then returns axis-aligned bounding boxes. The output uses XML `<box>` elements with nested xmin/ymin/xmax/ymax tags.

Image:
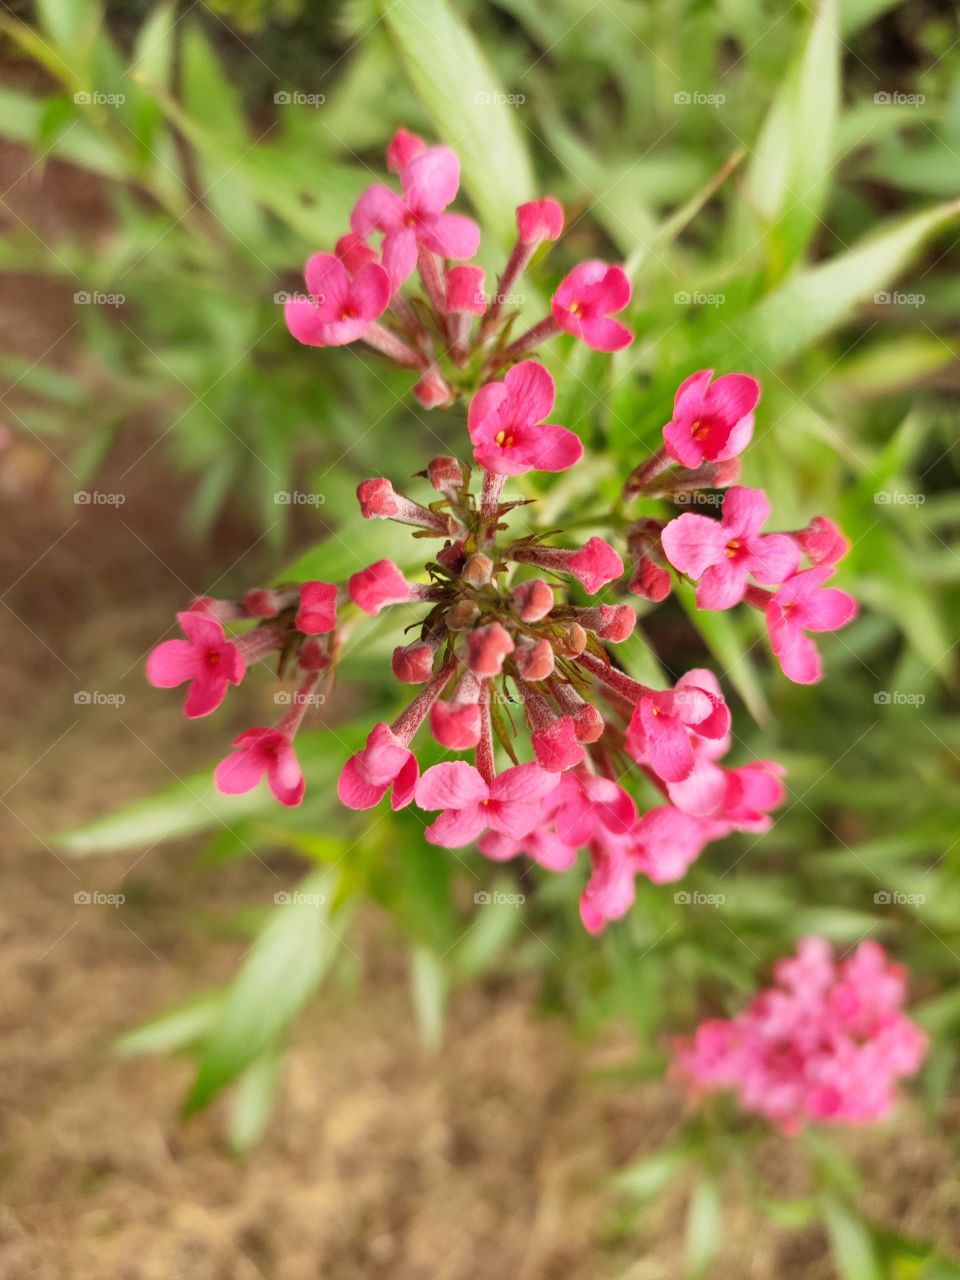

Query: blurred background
<box><xmin>1</xmin><ymin>0</ymin><xmax>959</xmax><ymax>1276</ymax></box>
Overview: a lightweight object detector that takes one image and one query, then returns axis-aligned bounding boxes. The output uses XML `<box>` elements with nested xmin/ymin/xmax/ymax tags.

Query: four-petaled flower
<box><xmin>468</xmin><ymin>362</ymin><xmax>582</xmax><ymax>476</ymax></box>
<box><xmin>215</xmin><ymin>728</ymin><xmax>305</xmax><ymax>807</ymax></box>
<box><xmin>338</xmin><ymin>722</ymin><xmax>418</xmax><ymax>810</ymax></box>
<box><xmin>551</xmin><ymin>261</ymin><xmax>633</xmax><ymax>352</ymax></box>
<box><xmin>415</xmin><ymin>761</ymin><xmax>557</xmax><ymax>848</ymax></box>
<box><xmin>662</xmin><ymin>368</ymin><xmax>760</xmax><ymax>468</ymax></box>
<box><xmin>284</xmin><ymin>252</ymin><xmax>391</xmax><ymax>347</ymax></box>
<box><xmin>146</xmin><ymin>611</ymin><xmax>245</xmax><ymax>718</ymax></box>
<box><xmin>765</xmin><ymin>566</ymin><xmax>858</xmax><ymax>684</ymax></box>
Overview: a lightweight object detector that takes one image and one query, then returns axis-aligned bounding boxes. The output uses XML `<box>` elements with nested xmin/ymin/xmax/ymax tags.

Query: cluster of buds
<box><xmin>147</xmin><ymin>130</ymin><xmax>859</xmax><ymax>937</ymax></box>
<box><xmin>282</xmin><ymin>128</ymin><xmax>632</xmax><ymax>408</ymax></box>
<box><xmin>673</xmin><ymin>937</ymin><xmax>928</xmax><ymax>1131</ymax></box>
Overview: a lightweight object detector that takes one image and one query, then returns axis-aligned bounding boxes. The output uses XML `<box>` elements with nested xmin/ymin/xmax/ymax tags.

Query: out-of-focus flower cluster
<box><xmin>673</xmin><ymin>938</ymin><xmax>928</xmax><ymax>1131</ymax></box>
<box><xmin>146</xmin><ymin>129</ymin><xmax>859</xmax><ymax>939</ymax></box>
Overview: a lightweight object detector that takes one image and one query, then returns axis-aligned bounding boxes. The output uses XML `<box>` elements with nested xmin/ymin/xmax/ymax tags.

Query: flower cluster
<box><xmin>146</xmin><ymin>129</ymin><xmax>859</xmax><ymax>938</ymax></box>
<box><xmin>673</xmin><ymin>938</ymin><xmax>928</xmax><ymax>1131</ymax></box>
<box><xmin>283</xmin><ymin>128</ymin><xmax>632</xmax><ymax>408</ymax></box>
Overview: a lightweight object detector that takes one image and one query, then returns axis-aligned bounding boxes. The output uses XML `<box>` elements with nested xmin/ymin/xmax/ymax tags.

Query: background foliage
<box><xmin>3</xmin><ymin>0</ymin><xmax>959</xmax><ymax>1273</ymax></box>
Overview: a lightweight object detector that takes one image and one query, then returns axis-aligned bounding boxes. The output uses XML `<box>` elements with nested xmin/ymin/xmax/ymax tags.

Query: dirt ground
<box><xmin>2</xmin><ymin>142</ymin><xmax>959</xmax><ymax>1280</ymax></box>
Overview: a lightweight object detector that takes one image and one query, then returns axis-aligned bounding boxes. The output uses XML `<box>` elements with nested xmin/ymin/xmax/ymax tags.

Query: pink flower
<box><xmin>295</xmin><ymin>581</ymin><xmax>337</xmax><ymax>634</ymax></box>
<box><xmin>351</xmin><ymin>146</ymin><xmax>481</xmax><ymax>264</ymax></box>
<box><xmin>674</xmin><ymin>938</ymin><xmax>928</xmax><ymax>1131</ymax></box>
<box><xmin>629</xmin><ymin>556</ymin><xmax>672</xmax><ymax>602</ymax></box>
<box><xmin>386</xmin><ymin>127</ymin><xmax>426</xmax><ymax>174</ymax></box>
<box><xmin>284</xmin><ymin>253</ymin><xmax>391</xmax><ymax>347</ymax></box>
<box><xmin>415</xmin><ymin>761</ymin><xmax>558</xmax><ymax>848</ymax></box>
<box><xmin>567</xmin><ymin>537</ymin><xmax>624</xmax><ymax>593</ymax></box>
<box><xmin>530</xmin><ymin>715</ymin><xmax>586</xmax><ymax>772</ymax></box>
<box><xmin>478</xmin><ymin>826</ymin><xmax>577</xmax><ymax>872</ymax></box>
<box><xmin>146</xmin><ymin>611</ymin><xmax>245</xmax><ymax>718</ymax></box>
<box><xmin>580</xmin><ymin>840</ymin><xmax>636</xmax><ymax>934</ymax></box>
<box><xmin>334</xmin><ymin>232</ymin><xmax>378</xmax><ymax>273</ymax></box>
<box><xmin>545</xmin><ymin>771</ymin><xmax>637</xmax><ymax>848</ymax></box>
<box><xmin>626</xmin><ymin>669</ymin><xmax>730</xmax><ymax>783</ymax></box>
<box><xmin>765</xmin><ymin>567</ymin><xmax>858</xmax><ymax>685</ymax></box>
<box><xmin>348</xmin><ymin>560</ymin><xmax>435</xmax><ymax>616</ymax></box>
<box><xmin>632</xmin><ymin>806</ymin><xmax>718</xmax><ymax>883</ymax></box>
<box><xmin>792</xmin><ymin>515</ymin><xmax>849</xmax><ymax>566</ymax></box>
<box><xmin>337</xmin><ymin>722</ymin><xmax>418</xmax><ymax>810</ymax></box>
<box><xmin>467</xmin><ymin>362</ymin><xmax>583</xmax><ymax>476</ymax></box>
<box><xmin>662</xmin><ymin>369</ymin><xmax>760</xmax><ymax>468</ymax></box>
<box><xmin>661</xmin><ymin>486</ymin><xmax>799</xmax><ymax>610</ymax></box>
<box><xmin>215</xmin><ymin>728</ymin><xmax>305</xmax><ymax>807</ymax></box>
<box><xmin>551</xmin><ymin>261</ymin><xmax>633</xmax><ymax>352</ymax></box>
<box><xmin>516</xmin><ymin>198</ymin><xmax>564</xmax><ymax>245</ymax></box>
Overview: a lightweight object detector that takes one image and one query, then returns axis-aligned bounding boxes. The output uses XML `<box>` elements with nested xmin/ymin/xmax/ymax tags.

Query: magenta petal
<box><xmin>722</xmin><ymin>486</ymin><xmax>770</xmax><ymax>539</ymax></box>
<box><xmin>303</xmin><ymin>252</ymin><xmax>350</xmax><ymax>316</ymax></box>
<box><xmin>748</xmin><ymin>533</ymin><xmax>800</xmax><ymax>586</ymax></box>
<box><xmin>769</xmin><ymin>616</ymin><xmax>822</xmax><ymax>684</ymax></box>
<box><xmin>502</xmin><ymin>361</ymin><xmax>555</xmax><ymax>425</ymax></box>
<box><xmin>661</xmin><ymin>513</ymin><xmax>727</xmax><ymax>578</ymax></box>
<box><xmin>697</xmin><ymin>558</ymin><xmax>748</xmax><ymax>610</ymax></box>
<box><xmin>267</xmin><ymin>741</ymin><xmax>305</xmax><ymax>807</ymax></box>
<box><xmin>420</xmin><ymin>213</ymin><xmax>481</xmax><ymax>260</ymax></box>
<box><xmin>391</xmin><ymin>754</ymin><xmax>419</xmax><ymax>810</ymax></box>
<box><xmin>402</xmin><ymin>146</ymin><xmax>460</xmax><ymax>213</ymax></box>
<box><xmin>382</xmin><ymin>227</ymin><xmax>418</xmax><ymax>289</ymax></box>
<box><xmin>517</xmin><ymin>423</ymin><xmax>583</xmax><ymax>473</ymax></box>
<box><xmin>415</xmin><ymin>761</ymin><xmax>488</xmax><ymax>810</ymax></box>
<box><xmin>704</xmin><ymin>372</ymin><xmax>760</xmax><ymax>425</ymax></box>
<box><xmin>663</xmin><ymin>416</ymin><xmax>705</xmax><ymax>468</ymax></box>
<box><xmin>467</xmin><ymin>381</ymin><xmax>508</xmax><ymax>440</ymax></box>
<box><xmin>673</xmin><ymin>369</ymin><xmax>713</xmax><ymax>424</ymax></box>
<box><xmin>215</xmin><ymin>747</ymin><xmax>265</xmax><ymax>796</ymax></box>
<box><xmin>351</xmin><ymin>183</ymin><xmax>405</xmax><ymax>235</ymax></box>
<box><xmin>424</xmin><ymin>804</ymin><xmax>487</xmax><ymax>848</ymax></box>
<box><xmin>667</xmin><ymin>759</ymin><xmax>728</xmax><ymax>817</ymax></box>
<box><xmin>285</xmin><ymin>298</ymin><xmax>332</xmax><ymax>347</ymax></box>
<box><xmin>349</xmin><ymin>262</ymin><xmax>391</xmax><ymax>321</ymax></box>
<box><xmin>338</xmin><ymin>755</ymin><xmax>389</xmax><ymax>810</ymax></box>
<box><xmin>487</xmin><ymin>800</ymin><xmax>544</xmax><ymax>839</ymax></box>
<box><xmin>581</xmin><ymin>316</ymin><xmax>633</xmax><ymax>352</ymax></box>
<box><xmin>177</xmin><ymin>610</ymin><xmax>224</xmax><ymax>646</ymax></box>
<box><xmin>146</xmin><ymin>639</ymin><xmax>197</xmax><ymax>688</ymax></box>
<box><xmin>183</xmin><ymin>675</ymin><xmax>228</xmax><ymax>719</ymax></box>
<box><xmin>490</xmin><ymin>762</ymin><xmax>558</xmax><ymax>803</ymax></box>
<box><xmin>642</xmin><ymin>704</ymin><xmax>695</xmax><ymax>782</ymax></box>
<box><xmin>802</xmin><ymin>586</ymin><xmax>858</xmax><ymax>632</ymax></box>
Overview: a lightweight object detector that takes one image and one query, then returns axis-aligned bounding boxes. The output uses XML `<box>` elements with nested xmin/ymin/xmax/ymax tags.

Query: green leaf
<box><xmin>685</xmin><ymin>1176</ymin><xmax>722</xmax><ymax>1278</ymax></box>
<box><xmin>612</xmin><ymin>1147</ymin><xmax>688</xmax><ymax>1202</ymax></box>
<box><xmin>228</xmin><ymin>1050</ymin><xmax>282</xmax><ymax>1152</ymax></box>
<box><xmin>746</xmin><ymin>0</ymin><xmax>839</xmax><ymax>272</ymax></box>
<box><xmin>822</xmin><ymin>1196</ymin><xmax>882</xmax><ymax>1280</ymax></box>
<box><xmin>410</xmin><ymin>945</ymin><xmax>448</xmax><ymax>1049</ymax></box>
<box><xmin>379</xmin><ymin>0</ymin><xmax>534</xmax><ymax>244</ymax></box>
<box><xmin>184</xmin><ymin>869</ymin><xmax>345</xmax><ymax>1114</ymax></box>
<box><xmin>115</xmin><ymin>992</ymin><xmax>223</xmax><ymax>1057</ymax></box>
<box><xmin>704</xmin><ymin>200</ymin><xmax>960</xmax><ymax>373</ymax></box>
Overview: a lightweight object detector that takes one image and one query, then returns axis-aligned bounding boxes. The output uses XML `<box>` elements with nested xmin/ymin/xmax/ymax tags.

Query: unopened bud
<box><xmin>467</xmin><ymin>621</ymin><xmax>514</xmax><ymax>677</ymax></box>
<box><xmin>511</xmin><ymin>577</ymin><xmax>554</xmax><ymax>622</ymax></box>
<box><xmin>427</xmin><ymin>455</ymin><xmax>468</xmax><ymax>496</ymax></box>
<box><xmin>392</xmin><ymin>639</ymin><xmax>437</xmax><ymax>683</ymax></box>
<box><xmin>462</xmin><ymin>553</ymin><xmax>494</xmax><ymax>587</ymax></box>
<box><xmin>445</xmin><ymin>598</ymin><xmax>480</xmax><ymax>631</ymax></box>
<box><xmin>516</xmin><ymin>198</ymin><xmax>564</xmax><ymax>246</ymax></box>
<box><xmin>515</xmin><ymin>638</ymin><xmax>554</xmax><ymax>681</ymax></box>
<box><xmin>446</xmin><ymin>265</ymin><xmax>486</xmax><ymax>316</ymax></box>
<box><xmin>413</xmin><ymin>368</ymin><xmax>454</xmax><ymax>409</ymax></box>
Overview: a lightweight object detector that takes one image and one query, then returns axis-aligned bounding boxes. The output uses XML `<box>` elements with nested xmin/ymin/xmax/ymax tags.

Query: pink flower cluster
<box><xmin>674</xmin><ymin>938</ymin><xmax>927</xmax><ymax>1131</ymax></box>
<box><xmin>146</xmin><ymin>130</ymin><xmax>859</xmax><ymax>940</ymax></box>
<box><xmin>283</xmin><ymin>128</ymin><xmax>633</xmax><ymax>408</ymax></box>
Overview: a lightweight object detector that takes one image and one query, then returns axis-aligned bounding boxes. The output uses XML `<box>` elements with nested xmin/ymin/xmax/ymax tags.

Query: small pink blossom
<box><xmin>545</xmin><ymin>771</ymin><xmax>637</xmax><ymax>848</ymax></box>
<box><xmin>348</xmin><ymin>560</ymin><xmax>431</xmax><ymax>616</ymax></box>
<box><xmin>792</xmin><ymin>515</ymin><xmax>849</xmax><ymax>566</ymax></box>
<box><xmin>337</xmin><ymin>722</ymin><xmax>418</xmax><ymax>810</ymax></box>
<box><xmin>431</xmin><ymin>699</ymin><xmax>482</xmax><ymax>750</ymax></box>
<box><xmin>146</xmin><ymin>611</ymin><xmax>245</xmax><ymax>718</ymax></box>
<box><xmin>662</xmin><ymin>369</ymin><xmax>760</xmax><ymax>468</ymax></box>
<box><xmin>215</xmin><ymin>728</ymin><xmax>305</xmax><ymax>807</ymax></box>
<box><xmin>296</xmin><ymin>581</ymin><xmax>338</xmax><ymax>635</ymax></box>
<box><xmin>661</xmin><ymin>486</ymin><xmax>799</xmax><ymax>610</ymax></box>
<box><xmin>415</xmin><ymin>761</ymin><xmax>558</xmax><ymax>848</ymax></box>
<box><xmin>530</xmin><ymin>715</ymin><xmax>586</xmax><ymax>772</ymax></box>
<box><xmin>391</xmin><ymin>638</ymin><xmax>437</xmax><ymax>684</ymax></box>
<box><xmin>765</xmin><ymin>566</ymin><xmax>858</xmax><ymax>685</ymax></box>
<box><xmin>335</xmin><ymin>232</ymin><xmax>378</xmax><ymax>273</ymax></box>
<box><xmin>478</xmin><ymin>825</ymin><xmax>577</xmax><ymax>872</ymax></box>
<box><xmin>551</xmin><ymin>261</ymin><xmax>633</xmax><ymax>352</ymax></box>
<box><xmin>284</xmin><ymin>253</ymin><xmax>391</xmax><ymax>348</ymax></box>
<box><xmin>516</xmin><ymin>197</ymin><xmax>564</xmax><ymax>245</ymax></box>
<box><xmin>467</xmin><ymin>362</ymin><xmax>582</xmax><ymax>476</ymax></box>
<box><xmin>446</xmin><ymin>264</ymin><xmax>486</xmax><ymax>315</ymax></box>
<box><xmin>351</xmin><ymin>145</ymin><xmax>481</xmax><ymax>264</ymax></box>
<box><xmin>567</xmin><ymin>537</ymin><xmax>624</xmax><ymax>593</ymax></box>
<box><xmin>626</xmin><ymin>669</ymin><xmax>730</xmax><ymax>784</ymax></box>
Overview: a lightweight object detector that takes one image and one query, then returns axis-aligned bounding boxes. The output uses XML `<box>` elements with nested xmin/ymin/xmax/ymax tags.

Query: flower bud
<box><xmin>430</xmin><ymin>699</ymin><xmax>482</xmax><ymax>749</ymax></box>
<box><xmin>467</xmin><ymin>621</ymin><xmax>514</xmax><ymax>677</ymax></box>
<box><xmin>628</xmin><ymin>557</ymin><xmax>671</xmax><ymax>602</ymax></box>
<box><xmin>516</xmin><ymin>198</ymin><xmax>564</xmax><ymax>246</ymax></box>
<box><xmin>386</xmin><ymin>127</ymin><xmax>427</xmax><ymax>173</ymax></box>
<box><xmin>446</xmin><ymin>265</ymin><xmax>486</xmax><ymax>315</ymax></box>
<box><xmin>515</xmin><ymin>638</ymin><xmax>555</xmax><ymax>681</ymax></box>
<box><xmin>391</xmin><ymin>638</ymin><xmax>437</xmax><ymax>683</ymax></box>
<box><xmin>511</xmin><ymin>577</ymin><xmax>554</xmax><ymax>622</ymax></box>
<box><xmin>413</xmin><ymin>368</ymin><xmax>454</xmax><ymax>409</ymax></box>
<box><xmin>462</xmin><ymin>553</ymin><xmax>494</xmax><ymax>587</ymax></box>
<box><xmin>445</xmin><ymin>598</ymin><xmax>479</xmax><ymax>631</ymax></box>
<box><xmin>531</xmin><ymin>716</ymin><xmax>585</xmax><ymax>772</ymax></box>
<box><xmin>427</xmin><ymin>455</ymin><xmax>468</xmax><ymax>496</ymax></box>
<box><xmin>296</xmin><ymin>581</ymin><xmax>338</xmax><ymax>634</ymax></box>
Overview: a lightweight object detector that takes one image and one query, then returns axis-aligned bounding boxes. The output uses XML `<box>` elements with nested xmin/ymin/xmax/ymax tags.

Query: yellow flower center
<box><xmin>494</xmin><ymin>430</ymin><xmax>516</xmax><ymax>448</ymax></box>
